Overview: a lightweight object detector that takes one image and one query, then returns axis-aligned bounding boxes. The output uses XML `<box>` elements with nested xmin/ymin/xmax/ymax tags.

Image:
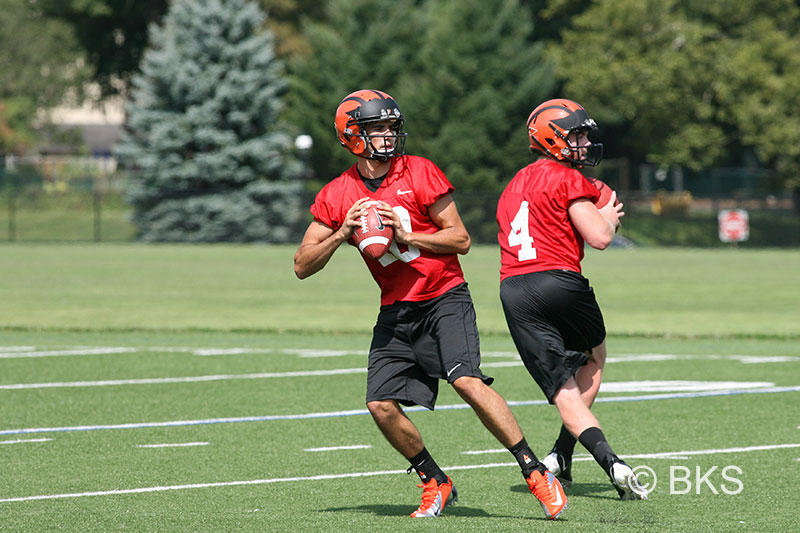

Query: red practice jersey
<box><xmin>311</xmin><ymin>155</ymin><xmax>465</xmax><ymax>306</ymax></box>
<box><xmin>497</xmin><ymin>158</ymin><xmax>601</xmax><ymax>281</ymax></box>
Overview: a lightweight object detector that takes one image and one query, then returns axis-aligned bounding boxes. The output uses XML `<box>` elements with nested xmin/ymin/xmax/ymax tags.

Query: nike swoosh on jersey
<box><xmin>397</xmin><ymin>189</ymin><xmax>413</xmax><ymax>195</ymax></box>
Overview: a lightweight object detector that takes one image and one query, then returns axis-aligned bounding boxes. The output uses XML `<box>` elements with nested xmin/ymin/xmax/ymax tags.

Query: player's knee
<box><xmin>588</xmin><ymin>342</ymin><xmax>607</xmax><ymax>367</ymax></box>
<box><xmin>552</xmin><ymin>379</ymin><xmax>583</xmax><ymax>406</ymax></box>
<box><xmin>366</xmin><ymin>400</ymin><xmax>398</xmax><ymax>423</ymax></box>
<box><xmin>451</xmin><ymin>375</ymin><xmax>485</xmax><ymax>399</ymax></box>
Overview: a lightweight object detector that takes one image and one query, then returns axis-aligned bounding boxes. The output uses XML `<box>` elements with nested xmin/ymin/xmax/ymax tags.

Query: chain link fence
<box><xmin>2</xmin><ymin>155</ymin><xmax>798</xmax><ymax>246</ymax></box>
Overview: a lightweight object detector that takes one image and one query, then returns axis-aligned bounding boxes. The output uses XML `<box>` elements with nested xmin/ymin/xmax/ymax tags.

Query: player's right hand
<box><xmin>338</xmin><ymin>197</ymin><xmax>372</xmax><ymax>240</ymax></box>
<box><xmin>599</xmin><ymin>192</ymin><xmax>625</xmax><ymax>230</ymax></box>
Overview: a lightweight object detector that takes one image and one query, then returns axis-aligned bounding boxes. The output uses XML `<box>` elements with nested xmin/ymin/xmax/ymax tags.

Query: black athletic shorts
<box><xmin>366</xmin><ymin>282</ymin><xmax>493</xmax><ymax>410</ymax></box>
<box><xmin>499</xmin><ymin>270</ymin><xmax>606</xmax><ymax>404</ymax></box>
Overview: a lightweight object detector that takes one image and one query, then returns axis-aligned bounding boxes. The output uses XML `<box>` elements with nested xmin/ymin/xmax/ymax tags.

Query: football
<box><xmin>590</xmin><ymin>178</ymin><xmax>620</xmax><ymax>208</ymax></box>
<box><xmin>352</xmin><ymin>202</ymin><xmax>394</xmax><ymax>260</ymax></box>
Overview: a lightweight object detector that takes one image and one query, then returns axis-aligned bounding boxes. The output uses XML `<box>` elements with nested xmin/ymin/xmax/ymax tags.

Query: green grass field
<box><xmin>1</xmin><ymin>244</ymin><xmax>798</xmax><ymax>531</ymax></box>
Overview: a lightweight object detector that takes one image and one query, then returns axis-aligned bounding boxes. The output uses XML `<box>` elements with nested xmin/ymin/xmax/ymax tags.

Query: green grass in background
<box><xmin>0</xmin><ymin>243</ymin><xmax>797</xmax><ymax>337</ymax></box>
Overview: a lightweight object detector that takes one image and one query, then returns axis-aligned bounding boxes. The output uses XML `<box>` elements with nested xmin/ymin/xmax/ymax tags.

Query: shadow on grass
<box><xmin>320</xmin><ymin>503</ymin><xmax>555</xmax><ymax>521</ymax></box>
<box><xmin>510</xmin><ymin>482</ymin><xmax>619</xmax><ymax>501</ymax></box>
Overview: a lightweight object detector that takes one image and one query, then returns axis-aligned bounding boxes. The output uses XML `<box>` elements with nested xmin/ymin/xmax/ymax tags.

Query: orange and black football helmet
<box><xmin>334</xmin><ymin>90</ymin><xmax>406</xmax><ymax>161</ymax></box>
<box><xmin>527</xmin><ymin>98</ymin><xmax>603</xmax><ymax>167</ymax></box>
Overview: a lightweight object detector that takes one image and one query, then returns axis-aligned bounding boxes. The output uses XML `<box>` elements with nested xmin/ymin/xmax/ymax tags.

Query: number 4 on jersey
<box><xmin>508</xmin><ymin>201</ymin><xmax>536</xmax><ymax>261</ymax></box>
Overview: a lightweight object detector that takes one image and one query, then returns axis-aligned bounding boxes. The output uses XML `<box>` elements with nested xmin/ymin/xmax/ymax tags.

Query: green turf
<box><xmin>1</xmin><ymin>244</ymin><xmax>798</xmax><ymax>531</ymax></box>
<box><xmin>0</xmin><ymin>244</ymin><xmax>798</xmax><ymax>337</ymax></box>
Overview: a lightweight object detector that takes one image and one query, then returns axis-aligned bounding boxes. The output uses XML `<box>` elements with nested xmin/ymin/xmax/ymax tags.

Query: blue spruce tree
<box><xmin>116</xmin><ymin>0</ymin><xmax>302</xmax><ymax>242</ymax></box>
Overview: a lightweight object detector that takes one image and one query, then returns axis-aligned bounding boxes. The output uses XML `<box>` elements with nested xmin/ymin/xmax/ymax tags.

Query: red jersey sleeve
<box><xmin>562</xmin><ymin>168</ymin><xmax>601</xmax><ymax>205</ymax></box>
<box><xmin>414</xmin><ymin>159</ymin><xmax>454</xmax><ymax>207</ymax></box>
<box><xmin>309</xmin><ymin>173</ymin><xmax>350</xmax><ymax>230</ymax></box>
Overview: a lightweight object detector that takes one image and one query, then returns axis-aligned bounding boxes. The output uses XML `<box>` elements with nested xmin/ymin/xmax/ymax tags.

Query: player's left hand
<box><xmin>374</xmin><ymin>202</ymin><xmax>409</xmax><ymax>244</ymax></box>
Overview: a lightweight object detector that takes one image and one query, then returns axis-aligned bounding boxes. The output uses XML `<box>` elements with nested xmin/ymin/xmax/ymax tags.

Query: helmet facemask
<box><xmin>355</xmin><ymin>117</ymin><xmax>407</xmax><ymax>161</ymax></box>
<box><xmin>554</xmin><ymin>125</ymin><xmax>603</xmax><ymax>168</ymax></box>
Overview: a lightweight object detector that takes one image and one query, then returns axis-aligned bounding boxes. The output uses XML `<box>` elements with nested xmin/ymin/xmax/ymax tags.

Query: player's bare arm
<box><xmin>376</xmin><ymin>194</ymin><xmax>470</xmax><ymax>255</ymax></box>
<box><xmin>294</xmin><ymin>197</ymin><xmax>371</xmax><ymax>279</ymax></box>
<box><xmin>568</xmin><ymin>194</ymin><xmax>624</xmax><ymax>250</ymax></box>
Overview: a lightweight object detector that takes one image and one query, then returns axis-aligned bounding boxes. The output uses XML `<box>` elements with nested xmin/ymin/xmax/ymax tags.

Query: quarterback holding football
<box><xmin>497</xmin><ymin>98</ymin><xmax>647</xmax><ymax>500</ymax></box>
<box><xmin>294</xmin><ymin>90</ymin><xmax>567</xmax><ymax>520</ymax></box>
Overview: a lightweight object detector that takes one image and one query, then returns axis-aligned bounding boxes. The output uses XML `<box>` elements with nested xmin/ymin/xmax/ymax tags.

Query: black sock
<box><xmin>408</xmin><ymin>448</ymin><xmax>448</xmax><ymax>484</ymax></box>
<box><xmin>508</xmin><ymin>437</ymin><xmax>540</xmax><ymax>477</ymax></box>
<box><xmin>554</xmin><ymin>425</ymin><xmax>577</xmax><ymax>458</ymax></box>
<box><xmin>578</xmin><ymin>427</ymin><xmax>619</xmax><ymax>475</ymax></box>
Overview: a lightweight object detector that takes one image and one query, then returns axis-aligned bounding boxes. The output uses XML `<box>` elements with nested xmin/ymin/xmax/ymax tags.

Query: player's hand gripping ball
<box><xmin>352</xmin><ymin>202</ymin><xmax>394</xmax><ymax>259</ymax></box>
<box><xmin>590</xmin><ymin>178</ymin><xmax>620</xmax><ymax>208</ymax></box>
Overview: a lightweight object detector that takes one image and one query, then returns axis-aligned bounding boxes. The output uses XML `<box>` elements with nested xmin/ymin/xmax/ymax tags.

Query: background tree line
<box><xmin>2</xmin><ymin>0</ymin><xmax>799</xmax><ymax>241</ymax></box>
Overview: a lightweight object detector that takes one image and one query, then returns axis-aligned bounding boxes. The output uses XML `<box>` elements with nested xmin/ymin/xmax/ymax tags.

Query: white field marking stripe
<box><xmin>463</xmin><ymin>444</ymin><xmax>800</xmax><ymax>459</ymax></box>
<box><xmin>0</xmin><ymin>438</ymin><xmax>52</xmax><ymax>445</ymax></box>
<box><xmin>192</xmin><ymin>348</ymin><xmax>272</xmax><ymax>356</ymax></box>
<box><xmin>2</xmin><ymin>385</ymin><xmax>799</xmax><ymax>437</ymax></box>
<box><xmin>0</xmin><ymin>371</ymin><xmax>769</xmax><ymax>392</ymax></box>
<box><xmin>0</xmin><ymin>347</ymin><xmax>137</xmax><ymax>359</ymax></box>
<box><xmin>2</xmin><ymin>444</ymin><xmax>798</xmax><ymax>504</ymax></box>
<box><xmin>599</xmin><ymin>380</ymin><xmax>774</xmax><ymax>393</ymax></box>
<box><xmin>0</xmin><ymin>368</ymin><xmax>367</xmax><ymax>390</ymax></box>
<box><xmin>137</xmin><ymin>442</ymin><xmax>209</xmax><ymax>448</ymax></box>
<box><xmin>2</xmin><ymin>346</ymin><xmax>796</xmax><ymax>363</ymax></box>
<box><xmin>304</xmin><ymin>445</ymin><xmax>372</xmax><ymax>452</ymax></box>
<box><xmin>284</xmin><ymin>349</ymin><xmax>368</xmax><ymax>358</ymax></box>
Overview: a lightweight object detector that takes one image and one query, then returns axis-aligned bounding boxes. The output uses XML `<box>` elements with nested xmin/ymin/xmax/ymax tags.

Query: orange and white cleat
<box><xmin>526</xmin><ymin>469</ymin><xmax>567</xmax><ymax>519</ymax></box>
<box><xmin>410</xmin><ymin>476</ymin><xmax>458</xmax><ymax>517</ymax></box>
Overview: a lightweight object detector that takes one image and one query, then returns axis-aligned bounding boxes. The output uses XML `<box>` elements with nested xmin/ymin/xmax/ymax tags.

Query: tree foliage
<box><xmin>0</xmin><ymin>0</ymin><xmax>89</xmax><ymax>154</ymax></box>
<box><xmin>550</xmin><ymin>0</ymin><xmax>800</xmax><ymax>180</ymax></box>
<box><xmin>288</xmin><ymin>0</ymin><xmax>555</xmax><ymax>240</ymax></box>
<box><xmin>37</xmin><ymin>0</ymin><xmax>169</xmax><ymax>98</ymax></box>
<box><xmin>37</xmin><ymin>0</ymin><xmax>327</xmax><ymax>99</ymax></box>
<box><xmin>116</xmin><ymin>0</ymin><xmax>302</xmax><ymax>242</ymax></box>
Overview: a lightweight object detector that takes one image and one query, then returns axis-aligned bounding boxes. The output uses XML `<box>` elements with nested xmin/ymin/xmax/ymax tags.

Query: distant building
<box><xmin>45</xmin><ymin>95</ymin><xmax>124</xmax><ymax>162</ymax></box>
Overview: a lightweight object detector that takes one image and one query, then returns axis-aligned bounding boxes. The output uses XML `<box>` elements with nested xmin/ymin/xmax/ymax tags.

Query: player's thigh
<box><xmin>418</xmin><ymin>284</ymin><xmax>493</xmax><ymax>385</ymax></box>
<box><xmin>367</xmin><ymin>310</ymin><xmax>438</xmax><ymax>409</ymax></box>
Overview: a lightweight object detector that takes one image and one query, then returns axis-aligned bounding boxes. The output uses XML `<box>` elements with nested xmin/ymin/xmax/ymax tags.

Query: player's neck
<box><xmin>357</xmin><ymin>157</ymin><xmax>391</xmax><ymax>179</ymax></box>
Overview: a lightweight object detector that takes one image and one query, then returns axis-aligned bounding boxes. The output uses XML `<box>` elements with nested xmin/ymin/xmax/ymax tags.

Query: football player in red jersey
<box><xmin>497</xmin><ymin>98</ymin><xmax>648</xmax><ymax>500</ymax></box>
<box><xmin>294</xmin><ymin>90</ymin><xmax>566</xmax><ymax>519</ymax></box>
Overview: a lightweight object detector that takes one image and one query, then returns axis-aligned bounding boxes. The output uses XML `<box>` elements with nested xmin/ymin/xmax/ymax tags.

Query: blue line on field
<box><xmin>1</xmin><ymin>386</ymin><xmax>798</xmax><ymax>436</ymax></box>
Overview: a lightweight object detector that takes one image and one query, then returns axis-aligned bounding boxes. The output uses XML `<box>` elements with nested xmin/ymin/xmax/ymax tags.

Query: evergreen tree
<box><xmin>116</xmin><ymin>0</ymin><xmax>302</xmax><ymax>242</ymax></box>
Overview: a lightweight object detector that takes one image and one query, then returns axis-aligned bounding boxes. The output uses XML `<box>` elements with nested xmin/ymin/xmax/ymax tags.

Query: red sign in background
<box><xmin>718</xmin><ymin>209</ymin><xmax>749</xmax><ymax>243</ymax></box>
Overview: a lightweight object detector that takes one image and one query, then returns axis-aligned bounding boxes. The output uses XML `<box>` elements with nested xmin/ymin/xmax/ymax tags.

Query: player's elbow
<box><xmin>294</xmin><ymin>265</ymin><xmax>309</xmax><ymax>279</ymax></box>
<box><xmin>586</xmin><ymin>237</ymin><xmax>612</xmax><ymax>250</ymax></box>
<box><xmin>584</xmin><ymin>230</ymin><xmax>614</xmax><ymax>250</ymax></box>
<box><xmin>293</xmin><ymin>253</ymin><xmax>313</xmax><ymax>279</ymax></box>
<box><xmin>456</xmin><ymin>232</ymin><xmax>471</xmax><ymax>254</ymax></box>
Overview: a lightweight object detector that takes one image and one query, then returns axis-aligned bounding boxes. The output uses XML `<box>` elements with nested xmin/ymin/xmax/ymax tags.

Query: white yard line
<box><xmin>2</xmin><ymin>385</ymin><xmax>798</xmax><ymax>437</ymax></box>
<box><xmin>0</xmin><ymin>347</ymin><xmax>137</xmax><ymax>359</ymax></box>
<box><xmin>0</xmin><ymin>438</ymin><xmax>52</xmax><ymax>445</ymax></box>
<box><xmin>1</xmin><ymin>443</ymin><xmax>797</xmax><ymax>504</ymax></box>
<box><xmin>137</xmin><ymin>442</ymin><xmax>209</xmax><ymax>448</ymax></box>
<box><xmin>304</xmin><ymin>445</ymin><xmax>372</xmax><ymax>452</ymax></box>
<box><xmin>0</xmin><ymin>368</ymin><xmax>367</xmax><ymax>390</ymax></box>
<box><xmin>0</xmin><ymin>345</ymin><xmax>797</xmax><ymax>362</ymax></box>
